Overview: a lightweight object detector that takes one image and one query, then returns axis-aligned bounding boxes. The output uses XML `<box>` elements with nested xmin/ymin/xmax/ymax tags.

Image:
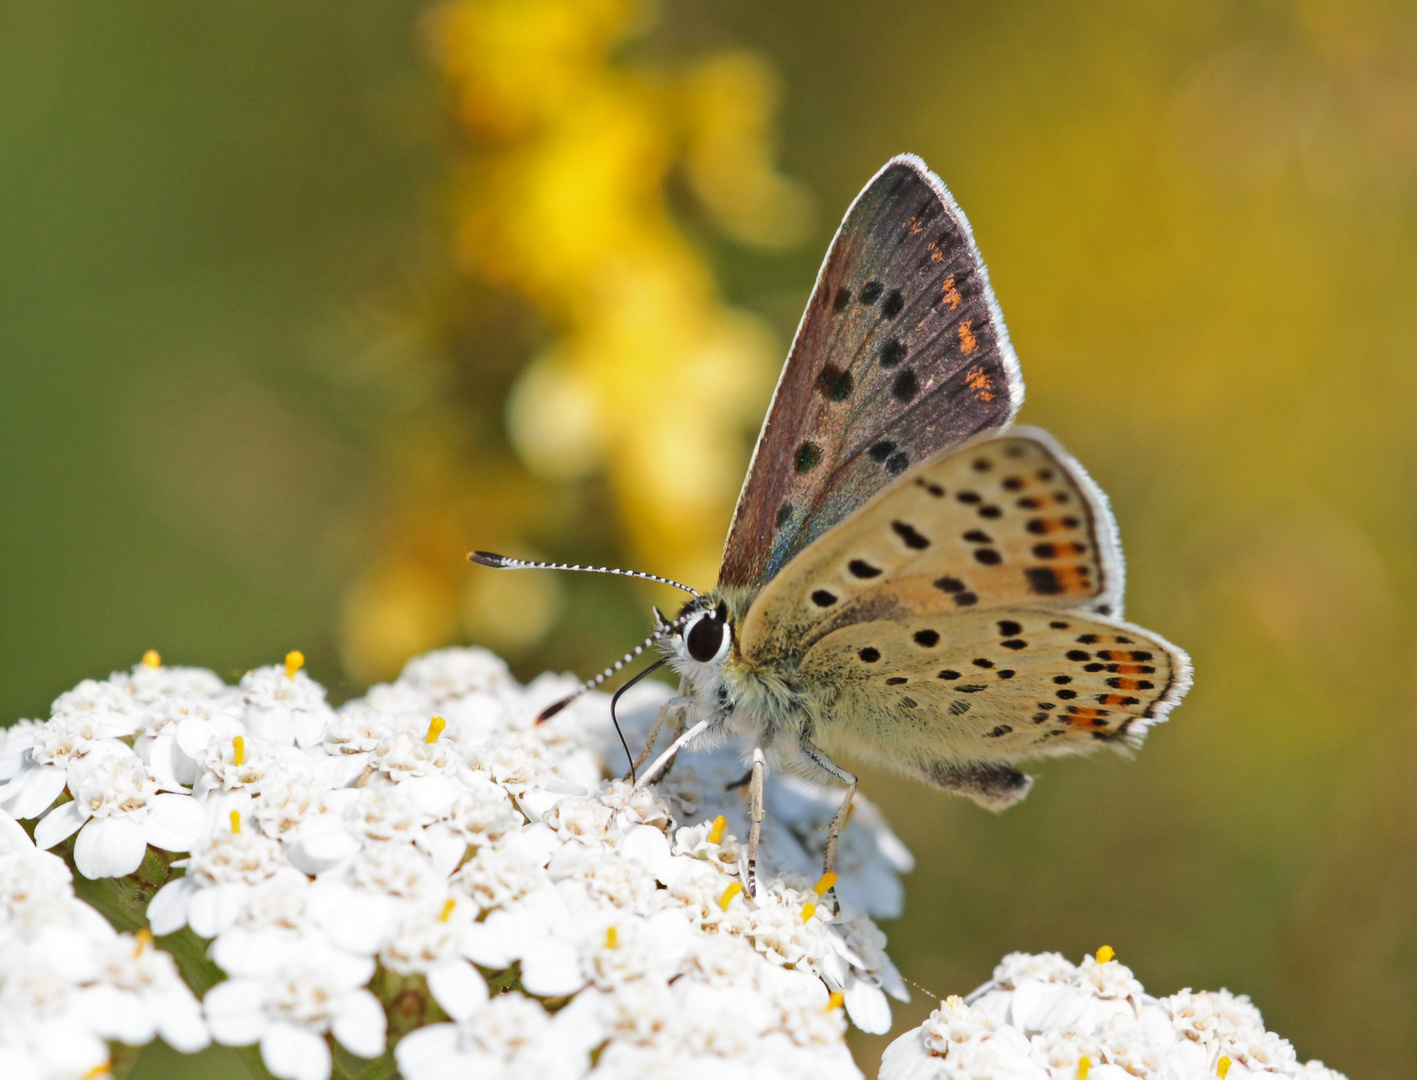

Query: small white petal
<box><xmin>144</xmin><ymin>793</ymin><xmax>206</xmax><ymax>852</ymax></box>
<box><xmin>516</xmin><ymin>789</ymin><xmax>562</xmax><ymax>821</ymax></box>
<box><xmin>620</xmin><ymin>824</ymin><xmax>674</xmax><ymax>882</ymax></box>
<box><xmin>422</xmin><ymin>826</ymin><xmax>469</xmax><ymax>876</ymax></box>
<box><xmin>426</xmin><ymin>960</ymin><xmax>488</xmax><ymax>1022</ymax></box>
<box><xmin>155</xmin><ymin>989</ymin><xmax>211</xmax><ymax>1052</ymax></box>
<box><xmin>294</xmin><ymin>814</ymin><xmax>360</xmax><ymax>863</ymax></box>
<box><xmin>33</xmin><ymin>800</ymin><xmax>85</xmax><ymax>849</ymax></box>
<box><xmin>501</xmin><ymin>821</ymin><xmax>559</xmax><ymax>864</ymax></box>
<box><xmin>261</xmin><ymin>1022</ymin><xmax>332</xmax><ymax>1080</ymax></box>
<box><xmin>401</xmin><ymin>775</ymin><xmax>460</xmax><ymax>815</ymax></box>
<box><xmin>519</xmin><ymin>935</ymin><xmax>584</xmax><ymax>996</ymax></box>
<box><xmin>320</xmin><ymin>892</ymin><xmax>396</xmax><ymax>957</ymax></box>
<box><xmin>4</xmin><ymin>765</ymin><xmax>70</xmax><ymax>820</ymax></box>
<box><xmin>0</xmin><ymin>807</ymin><xmax>34</xmax><ymax>852</ymax></box>
<box><xmin>844</xmin><ymin>974</ymin><xmax>892</xmax><ymax>1035</ymax></box>
<box><xmin>552</xmin><ymin>991</ymin><xmax>608</xmax><ymax>1056</ymax></box>
<box><xmin>879</xmin><ymin>957</ymin><xmax>911</xmax><ymax>1002</ymax></box>
<box><xmin>74</xmin><ymin>815</ymin><xmax>147</xmax><ymax>878</ymax></box>
<box><xmin>146</xmin><ymin>734</ymin><xmax>183</xmax><ymax>790</ymax></box>
<box><xmin>204</xmin><ymin>978</ymin><xmax>268</xmax><ymax>1045</ymax></box>
<box><xmin>211</xmin><ymin>927</ymin><xmax>293</xmax><ymax>978</ymax></box>
<box><xmin>394</xmin><ymin>1024</ymin><xmax>466</xmax><ymax>1080</ymax></box>
<box><xmin>879</xmin><ymin>1028</ymin><xmax>941</xmax><ymax>1080</ymax></box>
<box><xmin>147</xmin><ymin>877</ymin><xmax>194</xmax><ymax>935</ymax></box>
<box><xmin>32</xmin><ymin>1019</ymin><xmax>109</xmax><ymax>1074</ymax></box>
<box><xmin>331</xmin><ymin>989</ymin><xmax>386</xmax><ymax>1058</ymax></box>
<box><xmin>461</xmin><ymin>911</ymin><xmax>518</xmax><ymax>968</ymax></box>
<box><xmin>81</xmin><ymin>984</ymin><xmax>154</xmax><ymax>1045</ymax></box>
<box><xmin>190</xmin><ymin>881</ymin><xmax>247</xmax><ymax>938</ymax></box>
<box><xmin>317</xmin><ymin>946</ymin><xmax>376</xmax><ymax>990</ymax></box>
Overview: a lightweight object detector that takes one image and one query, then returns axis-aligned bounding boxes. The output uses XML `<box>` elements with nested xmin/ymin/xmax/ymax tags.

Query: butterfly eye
<box><xmin>684</xmin><ymin>607</ymin><xmax>731</xmax><ymax>664</ymax></box>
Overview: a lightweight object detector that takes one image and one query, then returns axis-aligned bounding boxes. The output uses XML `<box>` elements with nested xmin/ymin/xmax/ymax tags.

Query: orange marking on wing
<box><xmin>908</xmin><ymin>216</ymin><xmax>925</xmax><ymax>235</ymax></box>
<box><xmin>958</xmin><ymin>320</ymin><xmax>978</xmax><ymax>354</ymax></box>
<box><xmin>928</xmin><ymin>242</ymin><xmax>944</xmax><ymax>263</ymax></box>
<box><xmin>1030</xmin><ymin>517</ymin><xmax>1081</xmax><ymax>535</ymax></box>
<box><xmin>1067</xmin><ymin>707</ymin><xmax>1110</xmax><ymax>730</ymax></box>
<box><xmin>1109</xmin><ymin>679</ymin><xmax>1144</xmax><ymax>691</ymax></box>
<box><xmin>1108</xmin><ymin>663</ymin><xmax>1155</xmax><ymax>675</ymax></box>
<box><xmin>1099</xmin><ymin>695</ymin><xmax>1138</xmax><ymax>707</ymax></box>
<box><xmin>941</xmin><ymin>276</ymin><xmax>961</xmax><ymax>308</ymax></box>
<box><xmin>964</xmin><ymin>363</ymin><xmax>995</xmax><ymax>403</ymax></box>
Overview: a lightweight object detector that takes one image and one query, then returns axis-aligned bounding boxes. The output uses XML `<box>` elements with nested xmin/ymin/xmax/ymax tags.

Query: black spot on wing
<box><xmin>816</xmin><ymin>365</ymin><xmax>854</xmax><ymax>402</ymax></box>
<box><xmin>794</xmin><ymin>441</ymin><xmax>822</xmax><ymax>474</ymax></box>
<box><xmin>891</xmin><ymin>521</ymin><xmax>930</xmax><ymax>549</ymax></box>
<box><xmin>1025</xmin><ymin>567</ymin><xmax>1063</xmax><ymax>594</ymax></box>
<box><xmin>868</xmin><ymin>440</ymin><xmax>897</xmax><ymax>462</ymax></box>
<box><xmin>879</xmin><ymin>338</ymin><xmax>907</xmax><ymax>368</ymax></box>
<box><xmin>934</xmin><ymin>576</ymin><xmax>964</xmax><ymax>593</ymax></box>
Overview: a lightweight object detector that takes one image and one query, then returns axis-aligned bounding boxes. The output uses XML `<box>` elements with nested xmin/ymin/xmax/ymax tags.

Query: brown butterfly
<box><xmin>474</xmin><ymin>155</ymin><xmax>1190</xmax><ymax>896</ymax></box>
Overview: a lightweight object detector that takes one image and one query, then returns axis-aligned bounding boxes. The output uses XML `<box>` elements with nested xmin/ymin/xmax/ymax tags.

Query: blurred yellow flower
<box><xmin>341</xmin><ymin>0</ymin><xmax>808</xmax><ymax>681</ymax></box>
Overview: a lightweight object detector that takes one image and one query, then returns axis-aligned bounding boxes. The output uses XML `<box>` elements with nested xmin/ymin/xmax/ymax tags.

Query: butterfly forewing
<box><xmin>740</xmin><ymin>431</ymin><xmax>1123</xmax><ymax>666</ymax></box>
<box><xmin>799</xmin><ymin>608</ymin><xmax>1189</xmax><ymax>770</ymax></box>
<box><xmin>718</xmin><ymin>155</ymin><xmax>1023</xmax><ymax>590</ymax></box>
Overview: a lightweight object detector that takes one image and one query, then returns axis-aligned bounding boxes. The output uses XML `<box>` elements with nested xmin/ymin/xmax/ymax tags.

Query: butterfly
<box><xmin>473</xmin><ymin>154</ymin><xmax>1191</xmax><ymax>897</ymax></box>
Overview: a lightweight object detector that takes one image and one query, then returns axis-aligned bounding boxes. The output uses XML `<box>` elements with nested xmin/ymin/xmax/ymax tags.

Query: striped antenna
<box><xmin>535</xmin><ymin>611</ymin><xmax>695</xmax><ymax>723</ymax></box>
<box><xmin>469</xmin><ymin>551</ymin><xmax>700</xmax><ymax>598</ymax></box>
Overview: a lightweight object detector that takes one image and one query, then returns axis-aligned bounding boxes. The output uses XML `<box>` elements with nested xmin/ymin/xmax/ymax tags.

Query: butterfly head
<box><xmin>657</xmin><ymin>596</ymin><xmax>733</xmax><ymax>678</ymax></box>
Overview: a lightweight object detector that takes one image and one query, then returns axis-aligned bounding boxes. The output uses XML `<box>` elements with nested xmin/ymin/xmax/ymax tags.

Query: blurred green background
<box><xmin>4</xmin><ymin>1</ymin><xmax>1415</xmax><ymax>1077</ymax></box>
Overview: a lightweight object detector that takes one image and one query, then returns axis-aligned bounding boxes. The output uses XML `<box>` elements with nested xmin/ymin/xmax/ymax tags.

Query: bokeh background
<box><xmin>3</xmin><ymin>1</ymin><xmax>1416</xmax><ymax>1076</ymax></box>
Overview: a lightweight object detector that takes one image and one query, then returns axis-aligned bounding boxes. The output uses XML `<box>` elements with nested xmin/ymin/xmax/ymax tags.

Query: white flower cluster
<box><xmin>880</xmin><ymin>950</ymin><xmax>1349</xmax><ymax>1080</ymax></box>
<box><xmin>0</xmin><ymin>648</ymin><xmax>914</xmax><ymax>1080</ymax></box>
<box><xmin>0</xmin><ymin>808</ymin><xmax>207</xmax><ymax>1079</ymax></box>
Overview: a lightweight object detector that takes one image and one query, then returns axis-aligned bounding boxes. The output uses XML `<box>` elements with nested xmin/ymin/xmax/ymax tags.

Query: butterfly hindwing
<box><xmin>739</xmin><ymin>431</ymin><xmax>1124</xmax><ymax>667</ymax></box>
<box><xmin>797</xmin><ymin>606</ymin><xmax>1190</xmax><ymax>776</ymax></box>
<box><xmin>718</xmin><ymin>155</ymin><xmax>1023</xmax><ymax>590</ymax></box>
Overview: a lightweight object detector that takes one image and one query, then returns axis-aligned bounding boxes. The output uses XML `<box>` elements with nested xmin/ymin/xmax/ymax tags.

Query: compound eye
<box><xmin>685</xmin><ymin>611</ymin><xmax>730</xmax><ymax>663</ymax></box>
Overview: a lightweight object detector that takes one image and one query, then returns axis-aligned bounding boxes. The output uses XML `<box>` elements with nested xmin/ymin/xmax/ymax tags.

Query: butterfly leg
<box><xmin>746</xmin><ymin>745</ymin><xmax>767</xmax><ymax>898</ymax></box>
<box><xmin>631</xmin><ymin>679</ymin><xmax>692</xmax><ymax>776</ymax></box>
<box><xmin>798</xmin><ymin>741</ymin><xmax>858</xmax><ymax>909</ymax></box>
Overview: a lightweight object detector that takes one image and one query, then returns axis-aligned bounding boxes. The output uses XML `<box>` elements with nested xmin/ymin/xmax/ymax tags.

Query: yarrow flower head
<box><xmin>0</xmin><ymin>649</ymin><xmax>1350</xmax><ymax>1080</ymax></box>
<box><xmin>880</xmin><ymin>948</ymin><xmax>1349</xmax><ymax>1080</ymax></box>
<box><xmin>0</xmin><ymin>809</ymin><xmax>207</xmax><ymax>1078</ymax></box>
<box><xmin>2</xmin><ymin>647</ymin><xmax>913</xmax><ymax>1079</ymax></box>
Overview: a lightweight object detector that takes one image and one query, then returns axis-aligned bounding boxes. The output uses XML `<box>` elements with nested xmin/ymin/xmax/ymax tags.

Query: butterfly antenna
<box><xmin>534</xmin><ymin>614</ymin><xmax>690</xmax><ymax>723</ymax></box>
<box><xmin>469</xmin><ymin>551</ymin><xmax>700</xmax><ymax>598</ymax></box>
<box><xmin>609</xmin><ymin>657</ymin><xmax>667</xmax><ymax>783</ymax></box>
